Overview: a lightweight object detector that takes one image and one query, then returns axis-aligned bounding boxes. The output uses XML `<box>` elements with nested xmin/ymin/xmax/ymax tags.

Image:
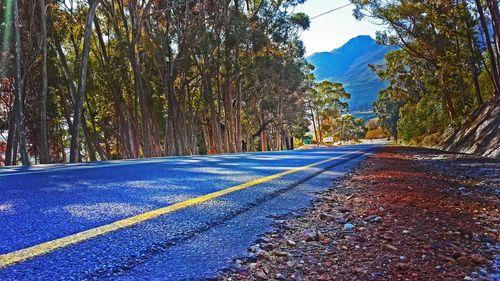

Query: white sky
<box><xmin>294</xmin><ymin>0</ymin><xmax>383</xmax><ymax>56</ymax></box>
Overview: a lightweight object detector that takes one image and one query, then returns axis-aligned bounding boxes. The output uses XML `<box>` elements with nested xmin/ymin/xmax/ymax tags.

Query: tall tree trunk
<box><xmin>69</xmin><ymin>0</ymin><xmax>99</xmax><ymax>162</ymax></box>
<box><xmin>486</xmin><ymin>0</ymin><xmax>500</xmax><ymax>59</ymax></box>
<box><xmin>5</xmin><ymin>99</ymin><xmax>18</xmax><ymax>166</ymax></box>
<box><xmin>52</xmin><ymin>17</ymin><xmax>96</xmax><ymax>162</ymax></box>
<box><xmin>466</xmin><ymin>22</ymin><xmax>484</xmax><ymax>105</ymax></box>
<box><xmin>39</xmin><ymin>0</ymin><xmax>50</xmax><ymax>163</ymax></box>
<box><xmin>260</xmin><ymin>113</ymin><xmax>267</xmax><ymax>152</ymax></box>
<box><xmin>81</xmin><ymin>115</ymin><xmax>97</xmax><ymax>161</ymax></box>
<box><xmin>163</xmin><ymin>61</ymin><xmax>188</xmax><ymax>156</ymax></box>
<box><xmin>13</xmin><ymin>0</ymin><xmax>30</xmax><ymax>166</ymax></box>
<box><xmin>310</xmin><ymin>108</ymin><xmax>318</xmax><ymax>144</ymax></box>
<box><xmin>476</xmin><ymin>0</ymin><xmax>500</xmax><ymax>95</ymax></box>
<box><xmin>128</xmin><ymin>47</ymin><xmax>152</xmax><ymax>157</ymax></box>
<box><xmin>232</xmin><ymin>13</ymin><xmax>243</xmax><ymax>152</ymax></box>
<box><xmin>85</xmin><ymin>100</ymin><xmax>106</xmax><ymax>160</ymax></box>
<box><xmin>235</xmin><ymin>47</ymin><xmax>243</xmax><ymax>152</ymax></box>
<box><xmin>440</xmin><ymin>72</ymin><xmax>458</xmax><ymax>123</ymax></box>
<box><xmin>317</xmin><ymin>115</ymin><xmax>323</xmax><ymax>142</ymax></box>
<box><xmin>223</xmin><ymin>71</ymin><xmax>236</xmax><ymax>153</ymax></box>
<box><xmin>94</xmin><ymin>16</ymin><xmax>132</xmax><ymax>158</ymax></box>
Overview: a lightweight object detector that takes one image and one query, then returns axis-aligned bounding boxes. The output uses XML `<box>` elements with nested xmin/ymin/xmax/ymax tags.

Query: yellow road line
<box><xmin>0</xmin><ymin>150</ymin><xmax>362</xmax><ymax>268</ymax></box>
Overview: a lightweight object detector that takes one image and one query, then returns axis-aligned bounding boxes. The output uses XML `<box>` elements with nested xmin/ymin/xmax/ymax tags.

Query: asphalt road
<box><xmin>0</xmin><ymin>144</ymin><xmax>381</xmax><ymax>280</ymax></box>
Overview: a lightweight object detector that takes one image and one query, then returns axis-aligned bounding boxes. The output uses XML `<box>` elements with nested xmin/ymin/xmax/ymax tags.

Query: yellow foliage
<box><xmin>365</xmin><ymin>127</ymin><xmax>389</xmax><ymax>139</ymax></box>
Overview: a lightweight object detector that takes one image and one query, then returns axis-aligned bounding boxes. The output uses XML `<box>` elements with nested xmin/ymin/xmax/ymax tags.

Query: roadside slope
<box><xmin>440</xmin><ymin>95</ymin><xmax>500</xmax><ymax>159</ymax></box>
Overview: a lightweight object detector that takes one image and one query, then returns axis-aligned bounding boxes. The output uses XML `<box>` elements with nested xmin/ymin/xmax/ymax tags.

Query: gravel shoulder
<box><xmin>219</xmin><ymin>146</ymin><xmax>499</xmax><ymax>281</ymax></box>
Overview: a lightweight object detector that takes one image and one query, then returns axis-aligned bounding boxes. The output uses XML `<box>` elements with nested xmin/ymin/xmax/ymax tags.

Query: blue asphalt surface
<box><xmin>0</xmin><ymin>144</ymin><xmax>380</xmax><ymax>280</ymax></box>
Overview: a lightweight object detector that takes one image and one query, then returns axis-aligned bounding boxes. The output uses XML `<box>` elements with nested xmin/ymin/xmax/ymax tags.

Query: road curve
<box><xmin>0</xmin><ymin>144</ymin><xmax>381</xmax><ymax>280</ymax></box>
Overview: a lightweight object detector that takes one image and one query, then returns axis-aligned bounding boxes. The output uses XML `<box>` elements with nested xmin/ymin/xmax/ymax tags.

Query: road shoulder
<box><xmin>219</xmin><ymin>146</ymin><xmax>499</xmax><ymax>280</ymax></box>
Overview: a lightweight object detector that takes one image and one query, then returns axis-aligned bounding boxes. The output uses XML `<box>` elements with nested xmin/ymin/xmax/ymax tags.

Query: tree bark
<box><xmin>235</xmin><ymin>47</ymin><xmax>243</xmax><ymax>152</ymax></box>
<box><xmin>94</xmin><ymin>16</ymin><xmax>132</xmax><ymax>158</ymax></box>
<box><xmin>486</xmin><ymin>0</ymin><xmax>500</xmax><ymax>61</ymax></box>
<box><xmin>39</xmin><ymin>0</ymin><xmax>50</xmax><ymax>163</ymax></box>
<box><xmin>5</xmin><ymin>98</ymin><xmax>18</xmax><ymax>166</ymax></box>
<box><xmin>310</xmin><ymin>108</ymin><xmax>318</xmax><ymax>144</ymax></box>
<box><xmin>13</xmin><ymin>0</ymin><xmax>30</xmax><ymax>166</ymax></box>
<box><xmin>475</xmin><ymin>0</ymin><xmax>500</xmax><ymax>95</ymax></box>
<box><xmin>260</xmin><ymin>113</ymin><xmax>267</xmax><ymax>151</ymax></box>
<box><xmin>69</xmin><ymin>0</ymin><xmax>99</xmax><ymax>162</ymax></box>
<box><xmin>223</xmin><ymin>71</ymin><xmax>236</xmax><ymax>153</ymax></box>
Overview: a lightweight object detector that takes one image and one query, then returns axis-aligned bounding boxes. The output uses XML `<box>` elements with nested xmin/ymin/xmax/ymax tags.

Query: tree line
<box><xmin>0</xmin><ymin>0</ymin><xmax>320</xmax><ymax>166</ymax></box>
<box><xmin>354</xmin><ymin>0</ymin><xmax>500</xmax><ymax>144</ymax></box>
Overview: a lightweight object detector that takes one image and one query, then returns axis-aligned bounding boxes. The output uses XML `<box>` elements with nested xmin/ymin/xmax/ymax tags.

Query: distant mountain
<box><xmin>307</xmin><ymin>35</ymin><xmax>398</xmax><ymax>112</ymax></box>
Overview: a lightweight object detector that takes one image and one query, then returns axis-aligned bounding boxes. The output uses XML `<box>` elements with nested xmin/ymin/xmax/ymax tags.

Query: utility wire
<box><xmin>310</xmin><ymin>3</ymin><xmax>353</xmax><ymax>20</ymax></box>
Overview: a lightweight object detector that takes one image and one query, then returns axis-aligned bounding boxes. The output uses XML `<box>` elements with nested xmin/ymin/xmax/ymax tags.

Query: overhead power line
<box><xmin>310</xmin><ymin>3</ymin><xmax>354</xmax><ymax>20</ymax></box>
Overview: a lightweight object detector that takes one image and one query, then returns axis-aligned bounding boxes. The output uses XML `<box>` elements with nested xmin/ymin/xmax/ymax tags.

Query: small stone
<box><xmin>445</xmin><ymin>257</ymin><xmax>457</xmax><ymax>264</ymax></box>
<box><xmin>302</xmin><ymin>228</ymin><xmax>318</xmax><ymax>241</ymax></box>
<box><xmin>456</xmin><ymin>256</ymin><xmax>471</xmax><ymax>266</ymax></box>
<box><xmin>343</xmin><ymin>223</ymin><xmax>355</xmax><ymax>231</ymax></box>
<box><xmin>384</xmin><ymin>244</ymin><xmax>398</xmax><ymax>251</ymax></box>
<box><xmin>271</xmin><ymin>250</ymin><xmax>288</xmax><ymax>257</ymax></box>
<box><xmin>382</xmin><ymin>234</ymin><xmax>393</xmax><ymax>241</ymax></box>
<box><xmin>452</xmin><ymin>251</ymin><xmax>467</xmax><ymax>259</ymax></box>
<box><xmin>336</xmin><ymin>216</ymin><xmax>347</xmax><ymax>224</ymax></box>
<box><xmin>262</xmin><ymin>243</ymin><xmax>274</xmax><ymax>251</ymax></box>
<box><xmin>275</xmin><ymin>273</ymin><xmax>285</xmax><ymax>280</ymax></box>
<box><xmin>286</xmin><ymin>239</ymin><xmax>296</xmax><ymax>246</ymax></box>
<box><xmin>318</xmin><ymin>274</ymin><xmax>330</xmax><ymax>281</ymax></box>
<box><xmin>320</xmin><ymin>213</ymin><xmax>336</xmax><ymax>222</ymax></box>
<box><xmin>470</xmin><ymin>254</ymin><xmax>484</xmax><ymax>265</ymax></box>
<box><xmin>317</xmin><ymin>230</ymin><xmax>325</xmax><ymax>241</ymax></box>
<box><xmin>365</xmin><ymin>215</ymin><xmax>382</xmax><ymax>222</ymax></box>
<box><xmin>254</xmin><ymin>269</ymin><xmax>267</xmax><ymax>279</ymax></box>
<box><xmin>249</xmin><ymin>245</ymin><xmax>260</xmax><ymax>252</ymax></box>
<box><xmin>396</xmin><ymin>262</ymin><xmax>409</xmax><ymax>270</ymax></box>
<box><xmin>256</xmin><ymin>250</ymin><xmax>269</xmax><ymax>260</ymax></box>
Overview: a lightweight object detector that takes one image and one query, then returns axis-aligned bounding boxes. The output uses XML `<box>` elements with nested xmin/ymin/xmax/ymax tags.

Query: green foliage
<box><xmin>0</xmin><ymin>0</ymin><xmax>318</xmax><ymax>163</ymax></box>
<box><xmin>355</xmin><ymin>0</ymin><xmax>498</xmax><ymax>145</ymax></box>
<box><xmin>305</xmin><ymin>80</ymin><xmax>365</xmax><ymax>143</ymax></box>
<box><xmin>397</xmin><ymin>95</ymin><xmax>448</xmax><ymax>143</ymax></box>
<box><xmin>290</xmin><ymin>13</ymin><xmax>310</xmax><ymax>30</ymax></box>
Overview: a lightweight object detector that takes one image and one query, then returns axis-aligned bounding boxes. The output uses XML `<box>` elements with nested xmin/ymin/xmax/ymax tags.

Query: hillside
<box><xmin>307</xmin><ymin>35</ymin><xmax>398</xmax><ymax>111</ymax></box>
<box><xmin>439</xmin><ymin>94</ymin><xmax>500</xmax><ymax>158</ymax></box>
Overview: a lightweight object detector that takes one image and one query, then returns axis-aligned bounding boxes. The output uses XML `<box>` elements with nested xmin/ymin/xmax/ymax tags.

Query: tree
<box><xmin>355</xmin><ymin>0</ymin><xmax>498</xmax><ymax>145</ymax></box>
<box><xmin>13</xmin><ymin>0</ymin><xmax>30</xmax><ymax>166</ymax></box>
<box><xmin>39</xmin><ymin>0</ymin><xmax>50</xmax><ymax>163</ymax></box>
<box><xmin>69</xmin><ymin>0</ymin><xmax>99</xmax><ymax>163</ymax></box>
<box><xmin>306</xmin><ymin>81</ymin><xmax>350</xmax><ymax>143</ymax></box>
<box><xmin>0</xmin><ymin>0</ymin><xmax>314</xmax><ymax>165</ymax></box>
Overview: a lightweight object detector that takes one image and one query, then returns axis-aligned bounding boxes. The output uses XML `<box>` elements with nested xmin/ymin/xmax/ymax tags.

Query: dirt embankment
<box><xmin>220</xmin><ymin>146</ymin><xmax>499</xmax><ymax>281</ymax></box>
<box><xmin>440</xmin><ymin>95</ymin><xmax>500</xmax><ymax>159</ymax></box>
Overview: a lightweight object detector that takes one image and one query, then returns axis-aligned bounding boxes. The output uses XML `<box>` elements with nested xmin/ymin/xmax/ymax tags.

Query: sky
<box><xmin>294</xmin><ymin>0</ymin><xmax>383</xmax><ymax>56</ymax></box>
